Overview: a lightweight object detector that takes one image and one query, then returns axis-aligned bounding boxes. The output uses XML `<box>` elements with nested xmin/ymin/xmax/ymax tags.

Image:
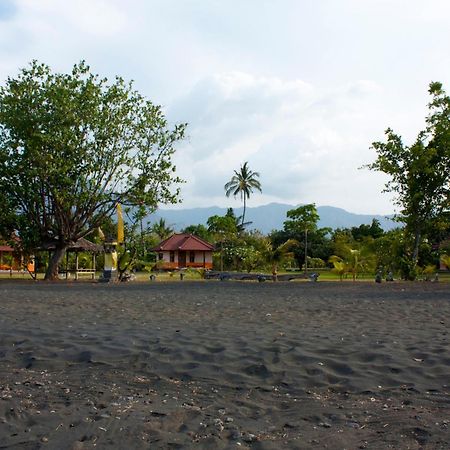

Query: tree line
<box><xmin>0</xmin><ymin>61</ymin><xmax>449</xmax><ymax>280</ymax></box>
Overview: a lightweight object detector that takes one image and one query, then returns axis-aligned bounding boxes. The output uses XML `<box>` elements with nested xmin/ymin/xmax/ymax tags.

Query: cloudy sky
<box><xmin>1</xmin><ymin>0</ymin><xmax>449</xmax><ymax>214</ymax></box>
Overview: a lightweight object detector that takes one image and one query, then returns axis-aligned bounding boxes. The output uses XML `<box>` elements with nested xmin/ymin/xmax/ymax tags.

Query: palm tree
<box><xmin>150</xmin><ymin>218</ymin><xmax>174</xmax><ymax>241</ymax></box>
<box><xmin>441</xmin><ymin>254</ymin><xmax>450</xmax><ymax>270</ymax></box>
<box><xmin>224</xmin><ymin>162</ymin><xmax>262</xmax><ymax>227</ymax></box>
<box><xmin>265</xmin><ymin>239</ymin><xmax>298</xmax><ymax>281</ymax></box>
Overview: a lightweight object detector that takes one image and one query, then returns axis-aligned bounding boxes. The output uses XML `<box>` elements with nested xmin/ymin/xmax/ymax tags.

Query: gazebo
<box><xmin>40</xmin><ymin>238</ymin><xmax>104</xmax><ymax>280</ymax></box>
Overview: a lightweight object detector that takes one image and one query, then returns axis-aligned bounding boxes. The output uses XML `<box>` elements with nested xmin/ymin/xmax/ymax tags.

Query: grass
<box><xmin>1</xmin><ymin>269</ymin><xmax>449</xmax><ymax>283</ymax></box>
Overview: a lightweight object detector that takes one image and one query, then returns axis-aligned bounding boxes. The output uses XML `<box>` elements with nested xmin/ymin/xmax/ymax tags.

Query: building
<box><xmin>152</xmin><ymin>233</ymin><xmax>214</xmax><ymax>270</ymax></box>
<box><xmin>0</xmin><ymin>243</ymin><xmax>34</xmax><ymax>272</ymax></box>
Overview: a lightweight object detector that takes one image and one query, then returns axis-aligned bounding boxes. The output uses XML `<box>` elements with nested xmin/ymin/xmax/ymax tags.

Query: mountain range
<box><xmin>146</xmin><ymin>203</ymin><xmax>397</xmax><ymax>234</ymax></box>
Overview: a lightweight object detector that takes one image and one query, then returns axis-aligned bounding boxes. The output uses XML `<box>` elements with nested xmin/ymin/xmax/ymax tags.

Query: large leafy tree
<box><xmin>0</xmin><ymin>61</ymin><xmax>186</xmax><ymax>280</ymax></box>
<box><xmin>224</xmin><ymin>161</ymin><xmax>262</xmax><ymax>227</ymax></box>
<box><xmin>367</xmin><ymin>82</ymin><xmax>450</xmax><ymax>278</ymax></box>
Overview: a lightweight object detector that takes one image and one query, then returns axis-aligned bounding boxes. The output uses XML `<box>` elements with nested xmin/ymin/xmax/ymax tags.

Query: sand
<box><xmin>0</xmin><ymin>280</ymin><xmax>449</xmax><ymax>449</ymax></box>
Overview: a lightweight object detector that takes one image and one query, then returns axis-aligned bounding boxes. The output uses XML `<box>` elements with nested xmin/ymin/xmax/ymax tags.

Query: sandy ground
<box><xmin>0</xmin><ymin>280</ymin><xmax>449</xmax><ymax>449</ymax></box>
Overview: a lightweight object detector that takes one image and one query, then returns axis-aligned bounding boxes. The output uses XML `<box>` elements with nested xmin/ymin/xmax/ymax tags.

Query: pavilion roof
<box><xmin>39</xmin><ymin>238</ymin><xmax>104</xmax><ymax>253</ymax></box>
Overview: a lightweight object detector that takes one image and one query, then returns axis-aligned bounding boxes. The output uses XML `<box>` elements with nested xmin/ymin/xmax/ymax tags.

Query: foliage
<box><xmin>367</xmin><ymin>82</ymin><xmax>450</xmax><ymax>276</ymax></box>
<box><xmin>265</xmin><ymin>238</ymin><xmax>298</xmax><ymax>277</ymax></box>
<box><xmin>224</xmin><ymin>244</ymin><xmax>261</xmax><ymax>272</ymax></box>
<box><xmin>270</xmin><ymin>225</ymin><xmax>333</xmax><ymax>270</ymax></box>
<box><xmin>441</xmin><ymin>254</ymin><xmax>450</xmax><ymax>270</ymax></box>
<box><xmin>421</xmin><ymin>264</ymin><xmax>437</xmax><ymax>281</ymax></box>
<box><xmin>329</xmin><ymin>230</ymin><xmax>377</xmax><ymax>280</ymax></box>
<box><xmin>307</xmin><ymin>257</ymin><xmax>326</xmax><ymax>268</ymax></box>
<box><xmin>182</xmin><ymin>224</ymin><xmax>212</xmax><ymax>241</ymax></box>
<box><xmin>269</xmin><ymin>205</ymin><xmax>331</xmax><ymax>269</ymax></box>
<box><xmin>284</xmin><ymin>204</ymin><xmax>320</xmax><ymax>234</ymax></box>
<box><xmin>150</xmin><ymin>218</ymin><xmax>174</xmax><ymax>241</ymax></box>
<box><xmin>350</xmin><ymin>219</ymin><xmax>384</xmax><ymax>241</ymax></box>
<box><xmin>224</xmin><ymin>161</ymin><xmax>262</xmax><ymax>227</ymax></box>
<box><xmin>207</xmin><ymin>214</ymin><xmax>238</xmax><ymax>237</ymax></box>
<box><xmin>329</xmin><ymin>256</ymin><xmax>347</xmax><ymax>281</ymax></box>
<box><xmin>0</xmin><ymin>61</ymin><xmax>186</xmax><ymax>279</ymax></box>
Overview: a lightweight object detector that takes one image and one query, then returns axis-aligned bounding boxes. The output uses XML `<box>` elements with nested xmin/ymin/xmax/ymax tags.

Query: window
<box><xmin>158</xmin><ymin>253</ymin><xmax>163</xmax><ymax>260</ymax></box>
<box><xmin>170</xmin><ymin>251</ymin><xmax>175</xmax><ymax>262</ymax></box>
<box><xmin>189</xmin><ymin>251</ymin><xmax>195</xmax><ymax>263</ymax></box>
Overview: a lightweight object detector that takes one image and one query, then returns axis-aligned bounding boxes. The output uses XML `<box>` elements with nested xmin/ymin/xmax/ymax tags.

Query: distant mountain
<box><xmin>146</xmin><ymin>203</ymin><xmax>397</xmax><ymax>234</ymax></box>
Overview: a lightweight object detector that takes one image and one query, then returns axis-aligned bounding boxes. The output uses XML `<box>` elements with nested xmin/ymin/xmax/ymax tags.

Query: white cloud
<box><xmin>0</xmin><ymin>0</ymin><xmax>448</xmax><ymax>215</ymax></box>
<box><xmin>169</xmin><ymin>72</ymin><xmax>400</xmax><ymax>213</ymax></box>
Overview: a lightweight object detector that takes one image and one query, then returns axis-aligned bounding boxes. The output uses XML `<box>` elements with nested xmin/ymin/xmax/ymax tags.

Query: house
<box><xmin>0</xmin><ymin>242</ymin><xmax>34</xmax><ymax>272</ymax></box>
<box><xmin>152</xmin><ymin>233</ymin><xmax>214</xmax><ymax>270</ymax></box>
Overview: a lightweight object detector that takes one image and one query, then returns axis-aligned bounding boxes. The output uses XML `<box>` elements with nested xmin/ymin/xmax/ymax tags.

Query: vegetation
<box><xmin>0</xmin><ymin>67</ymin><xmax>447</xmax><ymax>283</ymax></box>
<box><xmin>367</xmin><ymin>82</ymin><xmax>450</xmax><ymax>279</ymax></box>
<box><xmin>0</xmin><ymin>61</ymin><xmax>186</xmax><ymax>280</ymax></box>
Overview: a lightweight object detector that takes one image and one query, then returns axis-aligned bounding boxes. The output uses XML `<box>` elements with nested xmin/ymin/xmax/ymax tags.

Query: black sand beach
<box><xmin>0</xmin><ymin>281</ymin><xmax>449</xmax><ymax>449</ymax></box>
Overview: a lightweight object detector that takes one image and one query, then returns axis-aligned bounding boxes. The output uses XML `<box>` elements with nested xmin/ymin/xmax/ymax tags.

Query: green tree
<box><xmin>182</xmin><ymin>224</ymin><xmax>212</xmax><ymax>242</ymax></box>
<box><xmin>284</xmin><ymin>203</ymin><xmax>320</xmax><ymax>273</ymax></box>
<box><xmin>222</xmin><ymin>230</ymin><xmax>268</xmax><ymax>272</ymax></box>
<box><xmin>224</xmin><ymin>161</ymin><xmax>262</xmax><ymax>227</ymax></box>
<box><xmin>0</xmin><ymin>61</ymin><xmax>186</xmax><ymax>280</ymax></box>
<box><xmin>350</xmin><ymin>219</ymin><xmax>384</xmax><ymax>241</ymax></box>
<box><xmin>367</xmin><ymin>82</ymin><xmax>450</xmax><ymax>278</ymax></box>
<box><xmin>207</xmin><ymin>214</ymin><xmax>237</xmax><ymax>271</ymax></box>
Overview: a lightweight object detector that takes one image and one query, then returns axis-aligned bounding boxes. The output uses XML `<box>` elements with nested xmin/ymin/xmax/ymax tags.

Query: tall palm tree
<box><xmin>224</xmin><ymin>162</ymin><xmax>262</xmax><ymax>227</ymax></box>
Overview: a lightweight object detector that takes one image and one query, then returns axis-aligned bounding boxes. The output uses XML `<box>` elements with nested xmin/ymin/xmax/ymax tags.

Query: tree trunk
<box><xmin>304</xmin><ymin>229</ymin><xmax>308</xmax><ymax>275</ymax></box>
<box><xmin>241</xmin><ymin>195</ymin><xmax>246</xmax><ymax>227</ymax></box>
<box><xmin>272</xmin><ymin>264</ymin><xmax>278</xmax><ymax>282</ymax></box>
<box><xmin>45</xmin><ymin>245</ymin><xmax>67</xmax><ymax>280</ymax></box>
<box><xmin>412</xmin><ymin>229</ymin><xmax>421</xmax><ymax>266</ymax></box>
<box><xmin>140</xmin><ymin>218</ymin><xmax>146</xmax><ymax>258</ymax></box>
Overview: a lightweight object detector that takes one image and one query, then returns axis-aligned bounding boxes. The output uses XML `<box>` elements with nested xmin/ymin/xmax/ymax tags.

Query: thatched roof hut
<box><xmin>39</xmin><ymin>238</ymin><xmax>103</xmax><ymax>279</ymax></box>
<box><xmin>39</xmin><ymin>238</ymin><xmax>103</xmax><ymax>253</ymax></box>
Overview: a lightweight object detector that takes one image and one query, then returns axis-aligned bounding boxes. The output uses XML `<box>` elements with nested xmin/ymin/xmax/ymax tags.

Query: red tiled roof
<box><xmin>152</xmin><ymin>233</ymin><xmax>214</xmax><ymax>252</ymax></box>
<box><xmin>0</xmin><ymin>245</ymin><xmax>14</xmax><ymax>252</ymax></box>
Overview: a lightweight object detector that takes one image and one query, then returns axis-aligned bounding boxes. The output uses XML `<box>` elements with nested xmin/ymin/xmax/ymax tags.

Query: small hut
<box><xmin>40</xmin><ymin>238</ymin><xmax>103</xmax><ymax>279</ymax></box>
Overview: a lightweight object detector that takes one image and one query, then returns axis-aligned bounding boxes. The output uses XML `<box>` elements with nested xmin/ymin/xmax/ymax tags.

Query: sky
<box><xmin>1</xmin><ymin>0</ymin><xmax>449</xmax><ymax>214</ymax></box>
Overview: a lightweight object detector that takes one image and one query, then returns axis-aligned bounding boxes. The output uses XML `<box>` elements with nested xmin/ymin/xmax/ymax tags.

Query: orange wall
<box><xmin>157</xmin><ymin>261</ymin><xmax>213</xmax><ymax>270</ymax></box>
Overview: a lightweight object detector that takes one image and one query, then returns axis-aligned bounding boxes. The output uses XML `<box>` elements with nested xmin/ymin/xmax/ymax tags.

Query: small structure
<box><xmin>100</xmin><ymin>241</ymin><xmax>118</xmax><ymax>282</ymax></box>
<box><xmin>152</xmin><ymin>233</ymin><xmax>214</xmax><ymax>270</ymax></box>
<box><xmin>0</xmin><ymin>242</ymin><xmax>34</xmax><ymax>273</ymax></box>
<box><xmin>40</xmin><ymin>238</ymin><xmax>103</xmax><ymax>280</ymax></box>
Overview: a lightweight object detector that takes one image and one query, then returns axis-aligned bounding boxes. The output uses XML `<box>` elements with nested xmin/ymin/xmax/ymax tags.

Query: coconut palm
<box><xmin>265</xmin><ymin>238</ymin><xmax>298</xmax><ymax>281</ymax></box>
<box><xmin>150</xmin><ymin>218</ymin><xmax>174</xmax><ymax>241</ymax></box>
<box><xmin>224</xmin><ymin>162</ymin><xmax>262</xmax><ymax>227</ymax></box>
